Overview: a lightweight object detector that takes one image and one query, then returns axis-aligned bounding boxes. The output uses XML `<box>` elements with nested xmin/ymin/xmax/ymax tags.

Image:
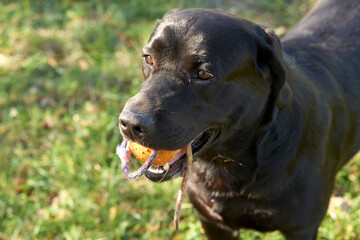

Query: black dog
<box><xmin>119</xmin><ymin>0</ymin><xmax>360</xmax><ymax>239</ymax></box>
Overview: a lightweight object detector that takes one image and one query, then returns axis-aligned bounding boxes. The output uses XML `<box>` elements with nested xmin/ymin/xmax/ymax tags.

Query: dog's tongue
<box><xmin>169</xmin><ymin>146</ymin><xmax>188</xmax><ymax>164</ymax></box>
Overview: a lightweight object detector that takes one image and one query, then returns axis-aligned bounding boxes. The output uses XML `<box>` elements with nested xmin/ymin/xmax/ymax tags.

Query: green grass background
<box><xmin>1</xmin><ymin>0</ymin><xmax>359</xmax><ymax>239</ymax></box>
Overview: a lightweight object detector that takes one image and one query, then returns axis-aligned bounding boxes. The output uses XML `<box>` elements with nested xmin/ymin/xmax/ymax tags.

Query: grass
<box><xmin>0</xmin><ymin>0</ymin><xmax>359</xmax><ymax>239</ymax></box>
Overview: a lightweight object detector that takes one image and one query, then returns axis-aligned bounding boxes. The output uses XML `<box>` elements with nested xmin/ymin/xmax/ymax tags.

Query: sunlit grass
<box><xmin>1</xmin><ymin>0</ymin><xmax>359</xmax><ymax>239</ymax></box>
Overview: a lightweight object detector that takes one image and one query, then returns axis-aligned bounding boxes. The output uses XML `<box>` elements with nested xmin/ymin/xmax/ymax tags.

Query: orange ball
<box><xmin>129</xmin><ymin>142</ymin><xmax>179</xmax><ymax>166</ymax></box>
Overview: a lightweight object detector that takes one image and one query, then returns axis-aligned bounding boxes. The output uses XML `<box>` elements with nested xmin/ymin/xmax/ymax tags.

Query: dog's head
<box><xmin>119</xmin><ymin>9</ymin><xmax>291</xmax><ymax>182</ymax></box>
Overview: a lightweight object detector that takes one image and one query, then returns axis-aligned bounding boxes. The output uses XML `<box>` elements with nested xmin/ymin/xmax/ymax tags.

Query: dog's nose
<box><xmin>119</xmin><ymin>110</ymin><xmax>154</xmax><ymax>141</ymax></box>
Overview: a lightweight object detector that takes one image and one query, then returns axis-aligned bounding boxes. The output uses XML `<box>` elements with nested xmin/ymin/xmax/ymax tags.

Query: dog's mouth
<box><xmin>144</xmin><ymin>128</ymin><xmax>217</xmax><ymax>182</ymax></box>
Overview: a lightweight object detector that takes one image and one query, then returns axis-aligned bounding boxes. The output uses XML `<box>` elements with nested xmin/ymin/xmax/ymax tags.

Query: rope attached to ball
<box><xmin>174</xmin><ymin>144</ymin><xmax>192</xmax><ymax>230</ymax></box>
<box><xmin>116</xmin><ymin>139</ymin><xmax>192</xmax><ymax>230</ymax></box>
<box><xmin>116</xmin><ymin>139</ymin><xmax>158</xmax><ymax>180</ymax></box>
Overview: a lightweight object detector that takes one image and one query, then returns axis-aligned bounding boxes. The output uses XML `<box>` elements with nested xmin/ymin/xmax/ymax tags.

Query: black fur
<box><xmin>119</xmin><ymin>1</ymin><xmax>360</xmax><ymax>239</ymax></box>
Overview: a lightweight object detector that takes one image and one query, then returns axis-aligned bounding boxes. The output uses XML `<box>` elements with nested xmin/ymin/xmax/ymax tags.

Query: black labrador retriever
<box><xmin>119</xmin><ymin>0</ymin><xmax>360</xmax><ymax>239</ymax></box>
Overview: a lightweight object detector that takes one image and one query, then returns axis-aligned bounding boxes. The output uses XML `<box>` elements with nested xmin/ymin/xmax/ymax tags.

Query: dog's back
<box><xmin>282</xmin><ymin>0</ymin><xmax>360</xmax><ymax>166</ymax></box>
<box><xmin>283</xmin><ymin>0</ymin><xmax>360</xmax><ymax>61</ymax></box>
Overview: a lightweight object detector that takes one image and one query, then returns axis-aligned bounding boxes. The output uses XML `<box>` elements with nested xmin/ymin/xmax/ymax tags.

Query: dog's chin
<box><xmin>145</xmin><ymin>128</ymin><xmax>218</xmax><ymax>182</ymax></box>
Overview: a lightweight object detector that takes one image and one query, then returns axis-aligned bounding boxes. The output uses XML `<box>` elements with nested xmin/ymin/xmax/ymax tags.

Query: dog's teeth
<box><xmin>148</xmin><ymin>166</ymin><xmax>165</xmax><ymax>174</ymax></box>
<box><xmin>163</xmin><ymin>163</ymin><xmax>170</xmax><ymax>171</ymax></box>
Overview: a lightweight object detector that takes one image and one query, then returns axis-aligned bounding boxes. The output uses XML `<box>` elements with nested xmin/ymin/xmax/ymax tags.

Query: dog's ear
<box><xmin>253</xmin><ymin>25</ymin><xmax>292</xmax><ymax>111</ymax></box>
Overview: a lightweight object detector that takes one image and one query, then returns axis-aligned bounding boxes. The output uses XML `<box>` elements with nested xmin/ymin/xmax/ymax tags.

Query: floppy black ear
<box><xmin>254</xmin><ymin>25</ymin><xmax>292</xmax><ymax>114</ymax></box>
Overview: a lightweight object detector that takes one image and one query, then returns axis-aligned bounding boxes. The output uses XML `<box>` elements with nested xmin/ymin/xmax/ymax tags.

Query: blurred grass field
<box><xmin>0</xmin><ymin>0</ymin><xmax>359</xmax><ymax>239</ymax></box>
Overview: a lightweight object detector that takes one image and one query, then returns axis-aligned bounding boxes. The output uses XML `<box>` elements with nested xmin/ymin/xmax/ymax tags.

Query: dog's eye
<box><xmin>144</xmin><ymin>55</ymin><xmax>154</xmax><ymax>65</ymax></box>
<box><xmin>197</xmin><ymin>70</ymin><xmax>213</xmax><ymax>80</ymax></box>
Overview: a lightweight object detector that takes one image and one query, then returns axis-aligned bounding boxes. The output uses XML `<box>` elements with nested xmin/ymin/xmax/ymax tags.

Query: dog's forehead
<box><xmin>143</xmin><ymin>9</ymin><xmax>258</xmax><ymax>75</ymax></box>
<box><xmin>146</xmin><ymin>9</ymin><xmax>255</xmax><ymax>50</ymax></box>
<box><xmin>144</xmin><ymin>13</ymin><xmax>206</xmax><ymax>57</ymax></box>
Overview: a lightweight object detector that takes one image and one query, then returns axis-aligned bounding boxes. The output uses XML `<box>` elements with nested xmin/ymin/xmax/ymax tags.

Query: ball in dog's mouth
<box><xmin>143</xmin><ymin>128</ymin><xmax>218</xmax><ymax>182</ymax></box>
<box><xmin>117</xmin><ymin>128</ymin><xmax>217</xmax><ymax>229</ymax></box>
